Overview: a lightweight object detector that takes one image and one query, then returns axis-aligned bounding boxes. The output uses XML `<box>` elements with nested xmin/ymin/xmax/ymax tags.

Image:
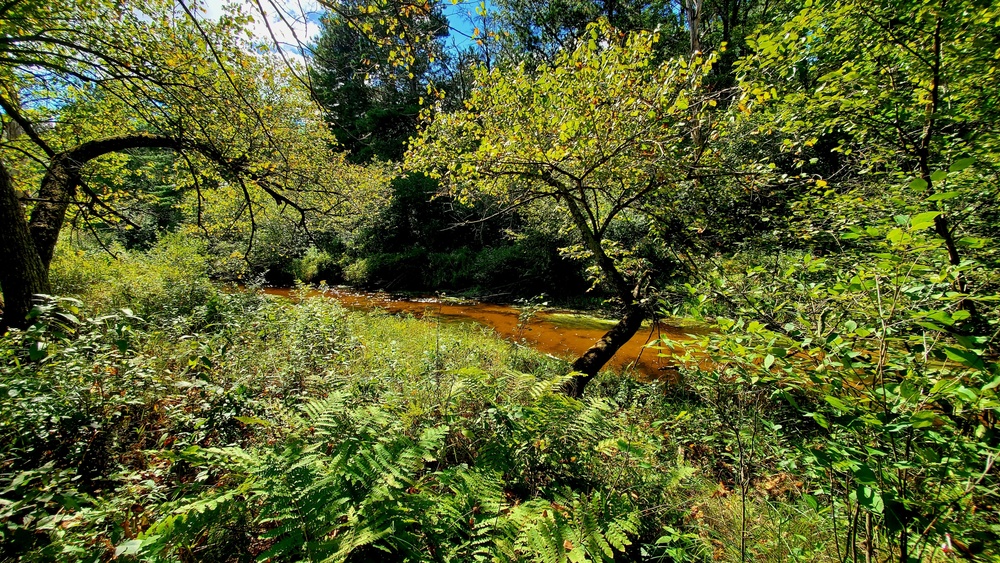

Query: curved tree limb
<box><xmin>27</xmin><ymin>133</ymin><xmax>246</xmax><ymax>268</ymax></box>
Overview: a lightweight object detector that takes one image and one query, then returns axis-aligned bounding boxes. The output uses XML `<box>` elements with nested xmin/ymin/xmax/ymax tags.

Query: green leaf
<box><xmin>856</xmin><ymin>485</ymin><xmax>883</xmax><ymax>513</ymax></box>
<box><xmin>926</xmin><ymin>311</ymin><xmax>954</xmax><ymax>326</ymax></box>
<box><xmin>957</xmin><ymin>236</ymin><xmax>986</xmax><ymax>248</ymax></box>
<box><xmin>930</xmin><ymin>170</ymin><xmax>947</xmax><ymax>182</ymax></box>
<box><xmin>60</xmin><ymin>313</ymin><xmax>80</xmax><ymax>325</ymax></box>
<box><xmin>234</xmin><ymin>416</ymin><xmax>271</xmax><ymax>426</ymax></box>
<box><xmin>886</xmin><ymin>227</ymin><xmax>904</xmax><ymax>245</ymax></box>
<box><xmin>809</xmin><ymin>412</ymin><xmax>829</xmax><ymax>429</ymax></box>
<box><xmin>568</xmin><ymin>546</ymin><xmax>588</xmax><ymax>562</ymax></box>
<box><xmin>926</xmin><ymin>191</ymin><xmax>960</xmax><ymax>202</ymax></box>
<box><xmin>115</xmin><ymin>539</ymin><xmax>144</xmax><ymax>557</ymax></box>
<box><xmin>942</xmin><ymin>346</ymin><xmax>985</xmax><ymax>369</ymax></box>
<box><xmin>910</xmin><ymin>411</ymin><xmax>942</xmax><ymax>429</ymax></box>
<box><xmin>930</xmin><ymin>378</ymin><xmax>957</xmax><ymax>394</ymax></box>
<box><xmin>909</xmin><ymin>211</ymin><xmax>940</xmax><ymax>231</ymax></box>
<box><xmin>916</xmin><ymin>321</ymin><xmax>946</xmax><ymax>332</ymax></box>
<box><xmin>29</xmin><ymin>342</ymin><xmax>48</xmax><ymax>361</ymax></box>
<box><xmin>776</xmin><ymin>390</ymin><xmax>800</xmax><ymax>409</ymax></box>
<box><xmin>824</xmin><ymin>395</ymin><xmax>848</xmax><ymax>411</ymax></box>
<box><xmin>803</xmin><ymin>494</ymin><xmax>819</xmax><ymax>511</ymax></box>
<box><xmin>764</xmin><ymin>354</ymin><xmax>775</xmax><ymax>369</ymax></box>
<box><xmin>852</xmin><ymin>464</ymin><xmax>878</xmax><ymax>485</ymax></box>
<box><xmin>908</xmin><ymin>178</ymin><xmax>928</xmax><ymax>191</ymax></box>
<box><xmin>949</xmin><ymin>158</ymin><xmax>974</xmax><ymax>172</ymax></box>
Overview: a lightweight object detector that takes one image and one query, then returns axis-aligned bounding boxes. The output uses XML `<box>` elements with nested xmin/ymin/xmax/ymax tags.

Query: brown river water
<box><xmin>262</xmin><ymin>287</ymin><xmax>706</xmax><ymax>380</ymax></box>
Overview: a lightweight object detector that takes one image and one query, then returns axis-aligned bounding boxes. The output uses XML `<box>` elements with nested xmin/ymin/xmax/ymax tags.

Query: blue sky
<box><xmin>440</xmin><ymin>0</ymin><xmax>493</xmax><ymax>50</ymax></box>
<box><xmin>197</xmin><ymin>0</ymin><xmax>490</xmax><ymax>53</ymax></box>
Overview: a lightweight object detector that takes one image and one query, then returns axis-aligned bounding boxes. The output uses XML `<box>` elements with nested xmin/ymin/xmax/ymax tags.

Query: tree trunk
<box><xmin>686</xmin><ymin>0</ymin><xmax>702</xmax><ymax>55</ymax></box>
<box><xmin>2</xmin><ymin>134</ymin><xmax>226</xmax><ymax>331</ymax></box>
<box><xmin>555</xmin><ymin>184</ymin><xmax>649</xmax><ymax>398</ymax></box>
<box><xmin>0</xmin><ymin>160</ymin><xmax>50</xmax><ymax>331</ymax></box>
<box><xmin>29</xmin><ymin>153</ymin><xmax>78</xmax><ymax>268</ymax></box>
<box><xmin>566</xmin><ymin>302</ymin><xmax>645</xmax><ymax>397</ymax></box>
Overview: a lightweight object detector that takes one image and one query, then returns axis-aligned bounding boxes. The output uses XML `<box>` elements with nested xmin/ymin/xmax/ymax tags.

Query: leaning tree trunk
<box><xmin>29</xmin><ymin>134</ymin><xmax>197</xmax><ymax>266</ymax></box>
<box><xmin>29</xmin><ymin>151</ymin><xmax>79</xmax><ymax>268</ymax></box>
<box><xmin>559</xmin><ymin>189</ymin><xmax>649</xmax><ymax>398</ymax></box>
<box><xmin>0</xmin><ymin>160</ymin><xmax>50</xmax><ymax>331</ymax></box>
<box><xmin>2</xmin><ymin>134</ymin><xmax>221</xmax><ymax>331</ymax></box>
<box><xmin>566</xmin><ymin>302</ymin><xmax>646</xmax><ymax>398</ymax></box>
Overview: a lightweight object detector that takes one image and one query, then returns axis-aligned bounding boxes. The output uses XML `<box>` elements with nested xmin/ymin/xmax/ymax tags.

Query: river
<box><xmin>263</xmin><ymin>287</ymin><xmax>705</xmax><ymax>380</ymax></box>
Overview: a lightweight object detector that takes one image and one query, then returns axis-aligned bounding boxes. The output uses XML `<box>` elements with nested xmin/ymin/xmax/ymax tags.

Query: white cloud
<box><xmin>195</xmin><ymin>0</ymin><xmax>226</xmax><ymax>20</ymax></box>
<box><xmin>194</xmin><ymin>0</ymin><xmax>322</xmax><ymax>53</ymax></box>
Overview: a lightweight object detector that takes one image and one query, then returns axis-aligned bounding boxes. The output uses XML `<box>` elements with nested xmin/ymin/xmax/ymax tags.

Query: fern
<box><xmin>498</xmin><ymin>490</ymin><xmax>640</xmax><ymax>563</ymax></box>
<box><xmin>135</xmin><ymin>364</ymin><xmax>649</xmax><ymax>562</ymax></box>
<box><xmin>133</xmin><ymin>480</ymin><xmax>253</xmax><ymax>561</ymax></box>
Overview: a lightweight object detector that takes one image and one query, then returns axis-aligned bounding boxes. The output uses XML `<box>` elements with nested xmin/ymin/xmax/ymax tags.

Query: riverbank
<box><xmin>25</xmin><ymin>240</ymin><xmax>989</xmax><ymax>561</ymax></box>
<box><xmin>256</xmin><ymin>284</ymin><xmax>711</xmax><ymax>380</ymax></box>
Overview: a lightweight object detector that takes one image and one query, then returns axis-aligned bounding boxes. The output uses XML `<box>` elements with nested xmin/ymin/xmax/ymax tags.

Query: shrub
<box><xmin>289</xmin><ymin>246</ymin><xmax>338</xmax><ymax>284</ymax></box>
<box><xmin>48</xmin><ymin>233</ymin><xmax>217</xmax><ymax>321</ymax></box>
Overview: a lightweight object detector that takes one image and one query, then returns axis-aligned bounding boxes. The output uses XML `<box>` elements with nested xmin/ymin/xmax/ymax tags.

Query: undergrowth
<box><xmin>1</xmin><ymin>241</ymin><xmax>953</xmax><ymax>562</ymax></box>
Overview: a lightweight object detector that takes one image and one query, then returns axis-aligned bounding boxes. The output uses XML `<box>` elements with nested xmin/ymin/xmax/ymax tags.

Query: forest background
<box><xmin>1</xmin><ymin>0</ymin><xmax>999</xmax><ymax>561</ymax></box>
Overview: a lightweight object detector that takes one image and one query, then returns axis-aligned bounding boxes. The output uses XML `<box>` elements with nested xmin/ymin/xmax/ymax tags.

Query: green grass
<box><xmin>545</xmin><ymin>312</ymin><xmax>620</xmax><ymax>331</ymax></box>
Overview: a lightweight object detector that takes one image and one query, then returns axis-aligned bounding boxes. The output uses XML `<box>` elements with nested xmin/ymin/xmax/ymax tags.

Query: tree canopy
<box><xmin>0</xmin><ymin>0</ymin><xmax>389</xmax><ymax>328</ymax></box>
<box><xmin>2</xmin><ymin>0</ymin><xmax>1000</xmax><ymax>561</ymax></box>
<box><xmin>408</xmin><ymin>21</ymin><xmax>723</xmax><ymax>392</ymax></box>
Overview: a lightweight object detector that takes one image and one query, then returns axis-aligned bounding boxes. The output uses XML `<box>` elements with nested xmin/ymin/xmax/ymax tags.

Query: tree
<box><xmin>408</xmin><ymin>21</ymin><xmax>719</xmax><ymax>395</ymax></box>
<box><xmin>736</xmin><ymin>0</ymin><xmax>1000</xmax><ymax>335</ymax></box>
<box><xmin>681</xmin><ymin>1</ymin><xmax>1000</xmax><ymax>558</ymax></box>
<box><xmin>491</xmin><ymin>0</ymin><xmax>787</xmax><ymax>76</ymax></box>
<box><xmin>0</xmin><ymin>0</ymin><xmax>382</xmax><ymax>330</ymax></box>
<box><xmin>492</xmin><ymin>0</ymin><xmax>675</xmax><ymax>64</ymax></box>
<box><xmin>310</xmin><ymin>1</ymin><xmax>449</xmax><ymax>163</ymax></box>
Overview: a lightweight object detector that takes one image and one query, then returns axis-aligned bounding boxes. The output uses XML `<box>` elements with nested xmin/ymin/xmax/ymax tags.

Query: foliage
<box><xmin>491</xmin><ymin>0</ymin><xmax>660</xmax><ymax>63</ymax></box>
<box><xmin>491</xmin><ymin>0</ymin><xmax>787</xmax><ymax>73</ymax></box>
<box><xmin>48</xmin><ymin>234</ymin><xmax>218</xmax><ymax>322</ymax></box>
<box><xmin>408</xmin><ymin>20</ymin><xmax>713</xmax><ymax>219</ymax></box>
<box><xmin>0</xmin><ymin>243</ymin><xmax>704</xmax><ymax>561</ymax></box>
<box><xmin>408</xmin><ymin>19</ymin><xmax>725</xmax><ymax>309</ymax></box>
<box><xmin>343</xmin><ymin>233</ymin><xmax>587</xmax><ymax>297</ymax></box>
<box><xmin>0</xmin><ymin>0</ymin><xmax>403</xmax><ymax>333</ymax></box>
<box><xmin>310</xmin><ymin>0</ymin><xmax>448</xmax><ymax>163</ymax></box>
<box><xmin>174</xmin><ymin>162</ymin><xmax>391</xmax><ymax>284</ymax></box>
<box><xmin>132</xmin><ymin>391</ymin><xmax>647</xmax><ymax>562</ymax></box>
<box><xmin>2</xmin><ymin>0</ymin><xmax>346</xmax><ymax>200</ymax></box>
<box><xmin>677</xmin><ymin>201</ymin><xmax>1000</xmax><ymax>560</ymax></box>
<box><xmin>733</xmin><ymin>0</ymin><xmax>1000</xmax><ymax>275</ymax></box>
<box><xmin>5</xmin><ymin>0</ymin><xmax>1000</xmax><ymax>561</ymax></box>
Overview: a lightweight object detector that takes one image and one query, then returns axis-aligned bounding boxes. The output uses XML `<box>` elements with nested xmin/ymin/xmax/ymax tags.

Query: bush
<box><xmin>289</xmin><ymin>246</ymin><xmax>338</xmax><ymax>283</ymax></box>
<box><xmin>48</xmin><ymin>233</ymin><xmax>218</xmax><ymax>321</ymax></box>
<box><xmin>0</xmin><ymin>272</ymin><xmax>704</xmax><ymax>561</ymax></box>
